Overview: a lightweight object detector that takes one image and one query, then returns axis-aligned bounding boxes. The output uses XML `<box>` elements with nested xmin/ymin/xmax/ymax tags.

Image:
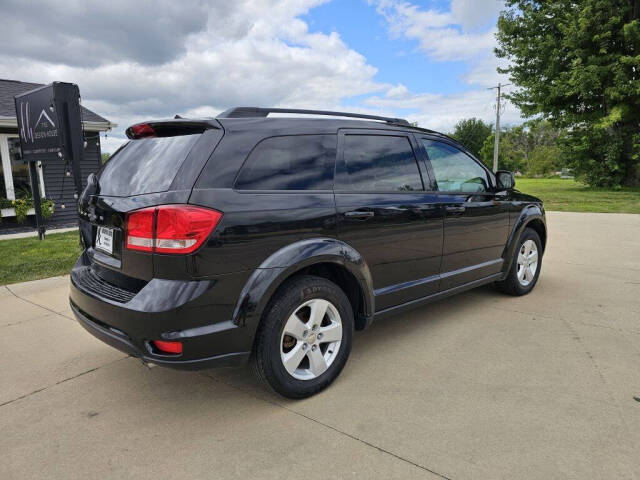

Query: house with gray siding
<box><xmin>0</xmin><ymin>79</ymin><xmax>113</xmax><ymax>232</ymax></box>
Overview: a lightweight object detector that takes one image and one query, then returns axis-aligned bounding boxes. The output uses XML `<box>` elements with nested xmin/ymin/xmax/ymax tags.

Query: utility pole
<box><xmin>488</xmin><ymin>83</ymin><xmax>510</xmax><ymax>172</ymax></box>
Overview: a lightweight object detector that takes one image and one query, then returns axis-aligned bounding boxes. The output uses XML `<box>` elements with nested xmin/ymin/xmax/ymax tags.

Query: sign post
<box><xmin>28</xmin><ymin>162</ymin><xmax>45</xmax><ymax>239</ymax></box>
<box><xmin>14</xmin><ymin>82</ymin><xmax>85</xmax><ymax>239</ymax></box>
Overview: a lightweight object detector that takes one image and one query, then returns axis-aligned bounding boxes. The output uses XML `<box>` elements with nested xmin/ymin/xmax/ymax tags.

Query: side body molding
<box><xmin>501</xmin><ymin>204</ymin><xmax>546</xmax><ymax>278</ymax></box>
<box><xmin>231</xmin><ymin>238</ymin><xmax>374</xmax><ymax>333</ymax></box>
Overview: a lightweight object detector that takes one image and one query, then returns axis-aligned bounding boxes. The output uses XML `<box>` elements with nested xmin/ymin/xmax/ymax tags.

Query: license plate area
<box><xmin>95</xmin><ymin>226</ymin><xmax>115</xmax><ymax>255</ymax></box>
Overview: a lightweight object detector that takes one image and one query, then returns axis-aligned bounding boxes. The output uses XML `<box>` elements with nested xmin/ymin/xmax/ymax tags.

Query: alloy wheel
<box><xmin>280</xmin><ymin>298</ymin><xmax>343</xmax><ymax>380</ymax></box>
<box><xmin>517</xmin><ymin>239</ymin><xmax>538</xmax><ymax>286</ymax></box>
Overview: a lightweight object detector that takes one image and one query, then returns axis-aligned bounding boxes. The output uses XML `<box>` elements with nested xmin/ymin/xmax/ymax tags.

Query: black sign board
<box><xmin>14</xmin><ymin>82</ymin><xmax>83</xmax><ymax>165</ymax></box>
<box><xmin>14</xmin><ymin>82</ymin><xmax>85</xmax><ymax>239</ymax></box>
<box><xmin>15</xmin><ymin>84</ymin><xmax>59</xmax><ymax>160</ymax></box>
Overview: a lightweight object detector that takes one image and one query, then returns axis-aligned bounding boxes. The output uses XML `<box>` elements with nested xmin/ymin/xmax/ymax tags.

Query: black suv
<box><xmin>70</xmin><ymin>107</ymin><xmax>546</xmax><ymax>398</ymax></box>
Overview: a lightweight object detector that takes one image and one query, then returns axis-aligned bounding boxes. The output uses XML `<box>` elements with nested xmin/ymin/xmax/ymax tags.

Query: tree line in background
<box><xmin>450</xmin><ymin>118</ymin><xmax>564</xmax><ymax>177</ymax></box>
<box><xmin>487</xmin><ymin>0</ymin><xmax>640</xmax><ymax>188</ymax></box>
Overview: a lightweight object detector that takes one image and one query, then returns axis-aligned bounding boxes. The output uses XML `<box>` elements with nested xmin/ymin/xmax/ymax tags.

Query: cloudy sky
<box><xmin>0</xmin><ymin>0</ymin><xmax>518</xmax><ymax>152</ymax></box>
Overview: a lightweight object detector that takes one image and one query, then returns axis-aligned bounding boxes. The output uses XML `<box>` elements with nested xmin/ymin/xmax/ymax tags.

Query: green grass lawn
<box><xmin>0</xmin><ymin>231</ymin><xmax>81</xmax><ymax>286</ymax></box>
<box><xmin>516</xmin><ymin>177</ymin><xmax>640</xmax><ymax>214</ymax></box>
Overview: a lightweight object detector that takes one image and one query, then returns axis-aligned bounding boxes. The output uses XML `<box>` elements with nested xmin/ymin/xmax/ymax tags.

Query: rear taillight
<box><xmin>126</xmin><ymin>207</ymin><xmax>155</xmax><ymax>252</ymax></box>
<box><xmin>125</xmin><ymin>205</ymin><xmax>222</xmax><ymax>254</ymax></box>
<box><xmin>155</xmin><ymin>205</ymin><xmax>220</xmax><ymax>254</ymax></box>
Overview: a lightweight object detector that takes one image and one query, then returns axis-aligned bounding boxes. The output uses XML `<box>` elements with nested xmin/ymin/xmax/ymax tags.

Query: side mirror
<box><xmin>87</xmin><ymin>172</ymin><xmax>97</xmax><ymax>189</ymax></box>
<box><xmin>496</xmin><ymin>170</ymin><xmax>515</xmax><ymax>190</ymax></box>
<box><xmin>80</xmin><ymin>173</ymin><xmax>100</xmax><ymax>205</ymax></box>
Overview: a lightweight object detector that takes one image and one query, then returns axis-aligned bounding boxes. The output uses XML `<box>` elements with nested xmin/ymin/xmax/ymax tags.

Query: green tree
<box><xmin>480</xmin><ymin>129</ymin><xmax>527</xmax><ymax>172</ymax></box>
<box><xmin>496</xmin><ymin>0</ymin><xmax>640</xmax><ymax>187</ymax></box>
<box><xmin>479</xmin><ymin>120</ymin><xmax>565</xmax><ymax>175</ymax></box>
<box><xmin>101</xmin><ymin>153</ymin><xmax>110</xmax><ymax>164</ymax></box>
<box><xmin>451</xmin><ymin>118</ymin><xmax>493</xmax><ymax>158</ymax></box>
<box><xmin>523</xmin><ymin>120</ymin><xmax>564</xmax><ymax>175</ymax></box>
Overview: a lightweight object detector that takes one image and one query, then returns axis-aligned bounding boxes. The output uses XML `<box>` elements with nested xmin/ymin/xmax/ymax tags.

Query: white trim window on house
<box><xmin>0</xmin><ymin>133</ymin><xmax>46</xmax><ymax>218</ymax></box>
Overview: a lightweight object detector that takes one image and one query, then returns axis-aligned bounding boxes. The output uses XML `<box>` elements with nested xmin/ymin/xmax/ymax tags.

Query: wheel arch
<box><xmin>231</xmin><ymin>238</ymin><xmax>375</xmax><ymax>339</ymax></box>
<box><xmin>525</xmin><ymin>217</ymin><xmax>546</xmax><ymax>253</ymax></box>
<box><xmin>293</xmin><ymin>262</ymin><xmax>369</xmax><ymax>330</ymax></box>
<box><xmin>501</xmin><ymin>205</ymin><xmax>547</xmax><ymax>277</ymax></box>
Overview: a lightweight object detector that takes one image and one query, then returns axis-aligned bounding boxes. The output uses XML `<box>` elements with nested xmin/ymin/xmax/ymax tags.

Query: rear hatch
<box><xmin>78</xmin><ymin>120</ymin><xmax>223</xmax><ymax>284</ymax></box>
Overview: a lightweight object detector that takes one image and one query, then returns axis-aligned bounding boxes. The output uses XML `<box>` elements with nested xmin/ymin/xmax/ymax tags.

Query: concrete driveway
<box><xmin>1</xmin><ymin>211</ymin><xmax>639</xmax><ymax>479</ymax></box>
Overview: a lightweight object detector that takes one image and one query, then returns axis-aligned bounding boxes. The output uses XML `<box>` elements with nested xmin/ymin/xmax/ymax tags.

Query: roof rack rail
<box><xmin>216</xmin><ymin>107</ymin><xmax>410</xmax><ymax>126</ymax></box>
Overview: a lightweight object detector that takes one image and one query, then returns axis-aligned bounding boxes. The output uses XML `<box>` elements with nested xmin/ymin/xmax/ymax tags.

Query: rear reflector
<box><xmin>152</xmin><ymin>340</ymin><xmax>183</xmax><ymax>354</ymax></box>
<box><xmin>125</xmin><ymin>205</ymin><xmax>222</xmax><ymax>254</ymax></box>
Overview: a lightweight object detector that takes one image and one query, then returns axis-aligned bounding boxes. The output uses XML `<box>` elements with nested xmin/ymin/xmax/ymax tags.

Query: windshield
<box><xmin>98</xmin><ymin>134</ymin><xmax>201</xmax><ymax>196</ymax></box>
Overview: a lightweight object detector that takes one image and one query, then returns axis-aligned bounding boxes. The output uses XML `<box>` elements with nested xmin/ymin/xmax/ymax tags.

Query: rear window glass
<box><xmin>98</xmin><ymin>134</ymin><xmax>200</xmax><ymax>196</ymax></box>
<box><xmin>235</xmin><ymin>135</ymin><xmax>336</xmax><ymax>190</ymax></box>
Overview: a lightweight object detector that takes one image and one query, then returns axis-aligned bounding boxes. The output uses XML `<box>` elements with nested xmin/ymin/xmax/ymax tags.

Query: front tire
<box><xmin>496</xmin><ymin>227</ymin><xmax>542</xmax><ymax>296</ymax></box>
<box><xmin>253</xmin><ymin>275</ymin><xmax>354</xmax><ymax>399</ymax></box>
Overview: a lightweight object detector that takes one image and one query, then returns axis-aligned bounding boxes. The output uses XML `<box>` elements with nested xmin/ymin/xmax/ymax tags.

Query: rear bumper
<box><xmin>69</xmin><ymin>253</ymin><xmax>254</xmax><ymax>370</ymax></box>
<box><xmin>71</xmin><ymin>301</ymin><xmax>250</xmax><ymax>369</ymax></box>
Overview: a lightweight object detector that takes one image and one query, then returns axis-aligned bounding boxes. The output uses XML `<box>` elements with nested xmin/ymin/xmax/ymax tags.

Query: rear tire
<box><xmin>252</xmin><ymin>275</ymin><xmax>354</xmax><ymax>399</ymax></box>
<box><xmin>495</xmin><ymin>227</ymin><xmax>542</xmax><ymax>296</ymax></box>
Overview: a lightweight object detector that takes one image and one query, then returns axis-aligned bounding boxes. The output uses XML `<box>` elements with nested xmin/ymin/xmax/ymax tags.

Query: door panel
<box><xmin>438</xmin><ymin>193</ymin><xmax>510</xmax><ymax>289</ymax></box>
<box><xmin>418</xmin><ymin>137</ymin><xmax>510</xmax><ymax>290</ymax></box>
<box><xmin>334</xmin><ymin>129</ymin><xmax>443</xmax><ymax>311</ymax></box>
<box><xmin>336</xmin><ymin>194</ymin><xmax>443</xmax><ymax>310</ymax></box>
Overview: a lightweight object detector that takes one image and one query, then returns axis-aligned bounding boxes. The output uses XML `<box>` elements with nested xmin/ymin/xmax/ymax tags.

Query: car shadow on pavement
<box><xmin>118</xmin><ymin>284</ymin><xmax>511</xmax><ymax>405</ymax></box>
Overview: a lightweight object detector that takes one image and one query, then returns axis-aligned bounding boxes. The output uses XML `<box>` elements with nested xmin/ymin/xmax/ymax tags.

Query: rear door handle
<box><xmin>344</xmin><ymin>211</ymin><xmax>375</xmax><ymax>220</ymax></box>
<box><xmin>445</xmin><ymin>206</ymin><xmax>466</xmax><ymax>215</ymax></box>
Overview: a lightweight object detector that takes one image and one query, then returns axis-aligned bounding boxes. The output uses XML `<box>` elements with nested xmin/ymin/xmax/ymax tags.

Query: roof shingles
<box><xmin>0</xmin><ymin>79</ymin><xmax>109</xmax><ymax>124</ymax></box>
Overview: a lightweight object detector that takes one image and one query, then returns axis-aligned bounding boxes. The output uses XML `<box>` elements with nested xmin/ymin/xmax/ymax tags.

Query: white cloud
<box><xmin>371</xmin><ymin>0</ymin><xmax>503</xmax><ymax>61</ymax></box>
<box><xmin>370</xmin><ymin>0</ymin><xmax>511</xmax><ymax>90</ymax></box>
<box><xmin>368</xmin><ymin>0</ymin><xmax>518</xmax><ymax>132</ymax></box>
<box><xmin>0</xmin><ymin>0</ymin><xmax>386</xmax><ymax>152</ymax></box>
<box><xmin>365</xmin><ymin>86</ymin><xmax>520</xmax><ymax>132</ymax></box>
<box><xmin>462</xmin><ymin>56</ymin><xmax>510</xmax><ymax>87</ymax></box>
<box><xmin>1</xmin><ymin>0</ymin><xmax>519</xmax><ymax>151</ymax></box>
<box><xmin>451</xmin><ymin>0</ymin><xmax>503</xmax><ymax>30</ymax></box>
<box><xmin>1</xmin><ymin>0</ymin><xmax>211</xmax><ymax>66</ymax></box>
<box><xmin>385</xmin><ymin>84</ymin><xmax>410</xmax><ymax>98</ymax></box>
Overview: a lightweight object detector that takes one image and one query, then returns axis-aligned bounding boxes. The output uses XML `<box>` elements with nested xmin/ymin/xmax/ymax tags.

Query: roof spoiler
<box><xmin>217</xmin><ymin>107</ymin><xmax>410</xmax><ymax>126</ymax></box>
<box><xmin>125</xmin><ymin>118</ymin><xmax>219</xmax><ymax>139</ymax></box>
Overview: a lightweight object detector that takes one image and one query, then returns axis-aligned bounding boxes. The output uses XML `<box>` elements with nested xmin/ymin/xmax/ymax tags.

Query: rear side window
<box><xmin>235</xmin><ymin>135</ymin><xmax>336</xmax><ymax>190</ymax></box>
<box><xmin>336</xmin><ymin>135</ymin><xmax>423</xmax><ymax>192</ymax></box>
<box><xmin>99</xmin><ymin>134</ymin><xmax>200</xmax><ymax>196</ymax></box>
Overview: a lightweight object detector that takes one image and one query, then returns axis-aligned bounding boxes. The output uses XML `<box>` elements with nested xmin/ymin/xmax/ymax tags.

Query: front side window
<box><xmin>336</xmin><ymin>135</ymin><xmax>423</xmax><ymax>192</ymax></box>
<box><xmin>422</xmin><ymin>140</ymin><xmax>489</xmax><ymax>193</ymax></box>
<box><xmin>235</xmin><ymin>135</ymin><xmax>336</xmax><ymax>190</ymax></box>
